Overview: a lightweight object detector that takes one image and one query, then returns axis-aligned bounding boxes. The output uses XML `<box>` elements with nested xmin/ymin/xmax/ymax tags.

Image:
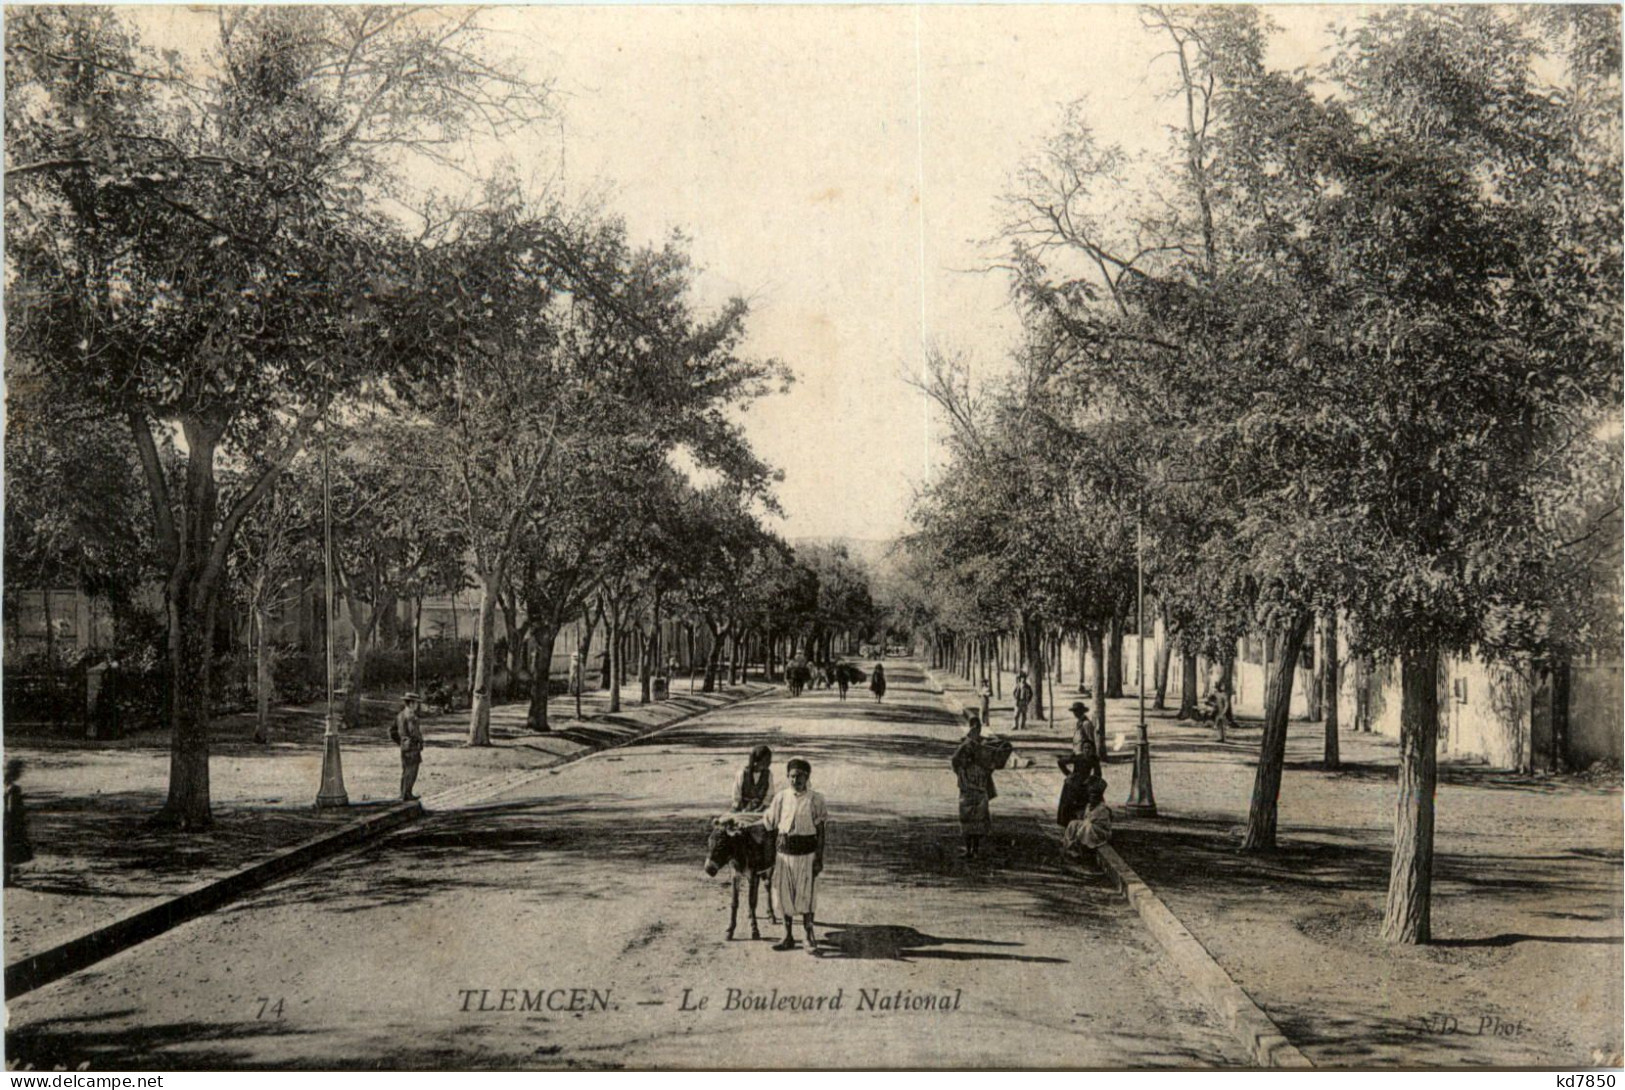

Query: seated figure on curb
<box><xmin>1061</xmin><ymin>776</ymin><xmax>1113</xmax><ymax>867</ymax></box>
<box><xmin>1055</xmin><ymin>752</ymin><xmax>1105</xmax><ymax>827</ymax></box>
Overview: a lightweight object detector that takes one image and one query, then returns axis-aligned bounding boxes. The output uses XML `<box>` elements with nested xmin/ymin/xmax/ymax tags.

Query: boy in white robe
<box><xmin>763</xmin><ymin>758</ymin><xmax>828</xmax><ymax>954</ymax></box>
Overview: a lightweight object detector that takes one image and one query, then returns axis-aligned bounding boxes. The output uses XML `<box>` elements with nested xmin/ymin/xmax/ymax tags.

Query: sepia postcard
<box><xmin>2</xmin><ymin>2</ymin><xmax>1620</xmax><ymax>1078</ymax></box>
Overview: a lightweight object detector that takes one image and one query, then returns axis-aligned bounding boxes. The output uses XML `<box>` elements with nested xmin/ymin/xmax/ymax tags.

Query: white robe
<box><xmin>764</xmin><ymin>787</ymin><xmax>827</xmax><ymax>915</ymax></box>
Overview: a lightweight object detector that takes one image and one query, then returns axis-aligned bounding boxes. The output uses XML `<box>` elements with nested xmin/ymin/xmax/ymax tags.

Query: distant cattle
<box><xmin>787</xmin><ymin>663</ymin><xmax>811</xmax><ymax>696</ymax></box>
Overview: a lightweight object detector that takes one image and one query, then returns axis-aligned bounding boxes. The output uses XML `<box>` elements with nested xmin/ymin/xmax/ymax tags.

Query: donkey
<box><xmin>704</xmin><ymin>815</ymin><xmax>778</xmax><ymax>940</ymax></box>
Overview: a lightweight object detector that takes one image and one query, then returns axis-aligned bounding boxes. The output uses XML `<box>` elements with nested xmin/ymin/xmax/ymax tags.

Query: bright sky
<box><xmin>128</xmin><ymin>4</ymin><xmax>1348</xmax><ymax>543</ymax></box>
<box><xmin>482</xmin><ymin>5</ymin><xmax>1345</xmax><ymax>543</ymax></box>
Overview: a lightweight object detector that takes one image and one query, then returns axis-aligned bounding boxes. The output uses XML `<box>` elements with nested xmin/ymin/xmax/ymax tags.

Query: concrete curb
<box><xmin>920</xmin><ymin>663</ymin><xmax>1311</xmax><ymax>1069</ymax></box>
<box><xmin>1094</xmin><ymin>845</ymin><xmax>1313</xmax><ymax>1069</ymax></box>
<box><xmin>421</xmin><ymin>684</ymin><xmax>777</xmax><ymax>811</ymax></box>
<box><xmin>5</xmin><ymin>683</ymin><xmax>773</xmax><ymax>1000</ymax></box>
<box><xmin>5</xmin><ymin>800</ymin><xmax>423</xmax><ymax>999</ymax></box>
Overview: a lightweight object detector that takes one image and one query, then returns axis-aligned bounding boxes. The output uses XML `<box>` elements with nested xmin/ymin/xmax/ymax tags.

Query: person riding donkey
<box><xmin>706</xmin><ymin>744</ymin><xmax>779</xmax><ymax>939</ymax></box>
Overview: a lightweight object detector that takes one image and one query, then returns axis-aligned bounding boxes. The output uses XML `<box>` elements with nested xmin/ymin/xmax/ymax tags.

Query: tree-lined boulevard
<box><xmin>4</xmin><ymin>667</ymin><xmax>1252</xmax><ymax>1070</ymax></box>
<box><xmin>3</xmin><ymin>3</ymin><xmax>1620</xmax><ymax>1073</ymax></box>
<box><xmin>7</xmin><ymin>664</ymin><xmax>1618</xmax><ymax>1069</ymax></box>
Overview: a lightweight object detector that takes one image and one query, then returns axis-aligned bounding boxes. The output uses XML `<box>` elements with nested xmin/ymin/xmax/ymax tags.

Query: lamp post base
<box><xmin>1123</xmin><ymin>736</ymin><xmax>1157</xmax><ymax>816</ymax></box>
<box><xmin>315</xmin><ymin>728</ymin><xmax>349</xmax><ymax>808</ymax></box>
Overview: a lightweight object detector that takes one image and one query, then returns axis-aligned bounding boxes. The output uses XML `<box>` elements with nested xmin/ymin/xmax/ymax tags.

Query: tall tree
<box><xmin>5</xmin><ymin>7</ymin><xmax>548</xmax><ymax>827</ymax></box>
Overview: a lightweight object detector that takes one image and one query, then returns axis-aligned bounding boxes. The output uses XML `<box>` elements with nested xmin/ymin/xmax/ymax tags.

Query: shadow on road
<box><xmin>817</xmin><ymin>923</ymin><xmax>1065</xmax><ymax>964</ymax></box>
<box><xmin>6</xmin><ymin>1011</ymin><xmax>312</xmax><ymax>1071</ymax></box>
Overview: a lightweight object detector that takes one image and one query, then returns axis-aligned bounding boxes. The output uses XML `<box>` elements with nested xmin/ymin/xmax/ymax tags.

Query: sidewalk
<box><xmin>3</xmin><ymin>677</ymin><xmax>770</xmax><ymax>970</ymax></box>
<box><xmin>929</xmin><ymin>658</ymin><xmax>1623</xmax><ymax>1068</ymax></box>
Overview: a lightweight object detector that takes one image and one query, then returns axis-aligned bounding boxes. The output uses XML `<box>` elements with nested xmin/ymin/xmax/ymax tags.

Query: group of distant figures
<box><xmin>955</xmin><ymin>683</ymin><xmax>1112</xmax><ymax>865</ymax></box>
<box><xmin>701</xmin><ymin>668</ymin><xmax>1115</xmax><ymax>951</ymax></box>
<box><xmin>784</xmin><ymin>658</ymin><xmax>885</xmax><ymax>702</ymax></box>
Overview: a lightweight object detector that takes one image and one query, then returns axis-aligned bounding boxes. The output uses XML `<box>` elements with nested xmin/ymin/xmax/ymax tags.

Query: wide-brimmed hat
<box><xmin>404</xmin><ymin>692</ymin><xmax>422</xmax><ymax>703</ymax></box>
<box><xmin>1069</xmin><ymin>700</ymin><xmax>1090</xmax><ymax>717</ymax></box>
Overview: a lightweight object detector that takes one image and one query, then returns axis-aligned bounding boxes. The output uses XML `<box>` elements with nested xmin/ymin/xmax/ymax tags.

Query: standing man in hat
<box><xmin>1068</xmin><ymin>701</ymin><xmax>1102</xmax><ymax>782</ymax></box>
<box><xmin>394</xmin><ymin>692</ymin><xmax>425</xmax><ymax>801</ymax></box>
<box><xmin>1013</xmin><ymin>671</ymin><xmax>1033</xmax><ymax>732</ymax></box>
<box><xmin>763</xmin><ymin>758</ymin><xmax>828</xmax><ymax>953</ymax></box>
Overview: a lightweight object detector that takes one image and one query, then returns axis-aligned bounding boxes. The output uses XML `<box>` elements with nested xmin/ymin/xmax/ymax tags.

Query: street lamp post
<box><xmin>1124</xmin><ymin>498</ymin><xmax>1157</xmax><ymax>815</ymax></box>
<box><xmin>315</xmin><ymin>413</ymin><xmax>349</xmax><ymax>809</ymax></box>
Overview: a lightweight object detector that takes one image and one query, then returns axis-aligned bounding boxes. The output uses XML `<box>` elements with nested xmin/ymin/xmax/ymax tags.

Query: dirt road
<box><xmin>6</xmin><ymin>662</ymin><xmax>1246</xmax><ymax>1069</ymax></box>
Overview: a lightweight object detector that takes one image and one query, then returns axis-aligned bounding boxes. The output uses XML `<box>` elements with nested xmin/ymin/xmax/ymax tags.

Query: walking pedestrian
<box><xmin>1013</xmin><ymin>671</ymin><xmax>1033</xmax><ymax>732</ymax></box>
<box><xmin>951</xmin><ymin>710</ymin><xmax>1011</xmax><ymax>860</ymax></box>
<box><xmin>869</xmin><ymin>663</ymin><xmax>887</xmax><ymax>703</ymax></box>
<box><xmin>4</xmin><ymin>760</ymin><xmax>33</xmax><ymax>886</ymax></box>
<box><xmin>393</xmin><ymin>692</ymin><xmax>425</xmax><ymax>801</ymax></box>
<box><xmin>978</xmin><ymin>677</ymin><xmax>993</xmax><ymax>733</ymax></box>
<box><xmin>835</xmin><ymin>660</ymin><xmax>852</xmax><ymax>701</ymax></box>
<box><xmin>764</xmin><ymin>758</ymin><xmax>828</xmax><ymax>954</ymax></box>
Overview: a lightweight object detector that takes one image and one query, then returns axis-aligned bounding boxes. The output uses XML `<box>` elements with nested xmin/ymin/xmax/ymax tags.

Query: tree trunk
<box><xmin>500</xmin><ymin>591</ymin><xmax>522</xmax><ymax>682</ymax></box>
<box><xmin>1219</xmin><ymin>651</ymin><xmax>1238</xmax><ymax>733</ymax></box>
<box><xmin>1106</xmin><ymin>614</ymin><xmax>1125</xmax><ymax>698</ymax></box>
<box><xmin>345</xmin><ymin>620</ymin><xmax>369</xmax><ymax>729</ymax></box>
<box><xmin>1322</xmin><ymin>611</ymin><xmax>1340</xmax><ymax>769</ymax></box>
<box><xmin>1177</xmin><ymin>647</ymin><xmax>1199</xmax><ymax>720</ymax></box>
<box><xmin>703</xmin><ymin>621</ymin><xmax>727</xmax><ymax>693</ymax></box>
<box><xmin>254</xmin><ymin>603</ymin><xmax>273</xmax><ymax>744</ymax></box>
<box><xmin>1045</xmin><ymin>634</ymin><xmax>1056</xmax><ymax>725</ymax></box>
<box><xmin>1030</xmin><ymin>622</ymin><xmax>1047</xmax><ymax>722</ymax></box>
<box><xmin>1153</xmin><ymin>607</ymin><xmax>1174</xmax><ymax>711</ymax></box>
<box><xmin>1548</xmin><ymin>661</ymin><xmax>1572</xmax><ymax>773</ymax></box>
<box><xmin>1301</xmin><ymin>611</ymin><xmax>1322</xmax><ymax>721</ymax></box>
<box><xmin>1355</xmin><ymin>653</ymin><xmax>1374</xmax><ymax>732</ymax></box>
<box><xmin>1241</xmin><ymin>610</ymin><xmax>1315</xmax><ymax>852</ymax></box>
<box><xmin>342</xmin><ymin>591</ymin><xmax>393</xmax><ymax>729</ymax></box>
<box><xmin>607</xmin><ymin>605</ymin><xmax>623</xmax><ymax>713</ymax></box>
<box><xmin>466</xmin><ymin>575</ymin><xmax>499</xmax><ymax>746</ymax></box>
<box><xmin>43</xmin><ymin>587</ymin><xmax>59</xmax><ymax>728</ymax></box>
<box><xmin>526</xmin><ymin>621</ymin><xmax>559</xmax><ymax>731</ymax></box>
<box><xmin>157</xmin><ymin>584</ymin><xmax>216</xmax><ymax>829</ymax></box>
<box><xmin>135</xmin><ymin>406</ymin><xmax>322</xmax><ymax>829</ymax></box>
<box><xmin>638</xmin><ymin>626</ymin><xmax>652</xmax><ymax>704</ymax></box>
<box><xmin>411</xmin><ymin>595</ymin><xmax>422</xmax><ymax>693</ymax></box>
<box><xmin>1380</xmin><ymin>648</ymin><xmax>1441</xmax><ymax>944</ymax></box>
<box><xmin>1088</xmin><ymin>629</ymin><xmax>1107</xmax><ymax>755</ymax></box>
